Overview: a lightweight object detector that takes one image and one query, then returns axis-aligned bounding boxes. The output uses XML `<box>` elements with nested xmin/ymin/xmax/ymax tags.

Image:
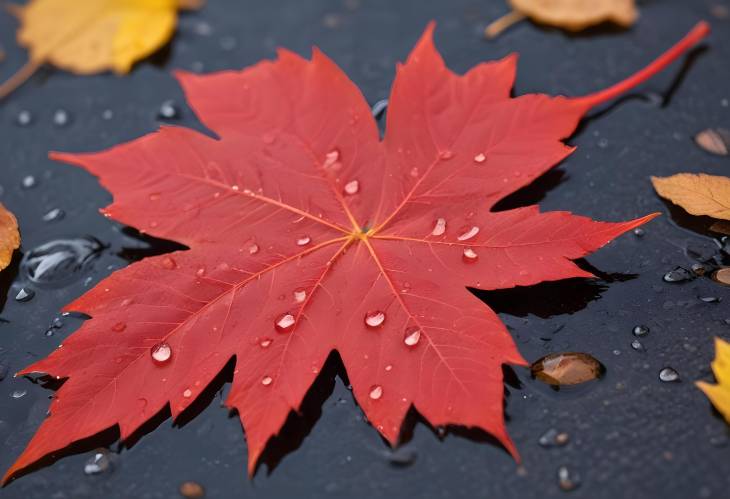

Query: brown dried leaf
<box><xmin>509</xmin><ymin>0</ymin><xmax>637</xmax><ymax>31</ymax></box>
<box><xmin>652</xmin><ymin>173</ymin><xmax>730</xmax><ymax>221</ymax></box>
<box><xmin>695</xmin><ymin>128</ymin><xmax>730</xmax><ymax>156</ymax></box>
<box><xmin>0</xmin><ymin>202</ymin><xmax>20</xmax><ymax>271</ymax></box>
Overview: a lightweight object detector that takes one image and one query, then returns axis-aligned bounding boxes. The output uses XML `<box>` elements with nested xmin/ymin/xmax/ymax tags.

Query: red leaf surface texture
<box><xmin>4</xmin><ymin>21</ymin><xmax>709</xmax><ymax>483</ymax></box>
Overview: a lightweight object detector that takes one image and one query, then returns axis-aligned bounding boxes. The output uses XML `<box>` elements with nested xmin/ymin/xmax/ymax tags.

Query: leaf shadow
<box><xmin>0</xmin><ymin>250</ymin><xmax>21</xmax><ymax>314</ymax></box>
<box><xmin>471</xmin><ymin>260</ymin><xmax>636</xmax><ymax>319</ymax></box>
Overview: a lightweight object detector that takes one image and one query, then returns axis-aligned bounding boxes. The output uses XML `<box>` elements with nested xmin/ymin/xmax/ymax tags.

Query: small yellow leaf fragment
<box><xmin>697</xmin><ymin>338</ymin><xmax>730</xmax><ymax>424</ymax></box>
<box><xmin>508</xmin><ymin>0</ymin><xmax>638</xmax><ymax>32</ymax></box>
<box><xmin>651</xmin><ymin>173</ymin><xmax>730</xmax><ymax>221</ymax></box>
<box><xmin>0</xmin><ymin>203</ymin><xmax>20</xmax><ymax>272</ymax></box>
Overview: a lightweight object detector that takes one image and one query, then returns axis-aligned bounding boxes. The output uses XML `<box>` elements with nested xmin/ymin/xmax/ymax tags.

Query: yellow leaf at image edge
<box><xmin>697</xmin><ymin>338</ymin><xmax>730</xmax><ymax>424</ymax></box>
<box><xmin>14</xmin><ymin>0</ymin><xmax>202</xmax><ymax>74</ymax></box>
<box><xmin>0</xmin><ymin>203</ymin><xmax>20</xmax><ymax>272</ymax></box>
<box><xmin>651</xmin><ymin>173</ymin><xmax>730</xmax><ymax>221</ymax></box>
<box><xmin>0</xmin><ymin>0</ymin><xmax>203</xmax><ymax>99</ymax></box>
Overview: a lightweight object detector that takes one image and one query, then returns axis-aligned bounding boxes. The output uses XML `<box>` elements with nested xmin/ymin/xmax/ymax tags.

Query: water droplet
<box><xmin>404</xmin><ymin>326</ymin><xmax>421</xmax><ymax>347</ymax></box>
<box><xmin>385</xmin><ymin>364</ymin><xmax>393</xmax><ymax>372</ymax></box>
<box><xmin>539</xmin><ymin>428</ymin><xmax>569</xmax><ymax>448</ymax></box>
<box><xmin>11</xmin><ymin>389</ymin><xmax>27</xmax><ymax>399</ymax></box>
<box><xmin>439</xmin><ymin>150</ymin><xmax>454</xmax><ymax>160</ymax></box>
<box><xmin>42</xmin><ymin>208</ymin><xmax>65</xmax><ymax>222</ymax></box>
<box><xmin>296</xmin><ymin>235</ymin><xmax>311</xmax><ymax>246</ymax></box>
<box><xmin>112</xmin><ymin>322</ymin><xmax>126</xmax><ymax>332</ymax></box>
<box><xmin>179</xmin><ymin>481</ymin><xmax>206</xmax><ymax>498</ymax></box>
<box><xmin>531</xmin><ymin>352</ymin><xmax>603</xmax><ymax>386</ymax></box>
<box><xmin>473</xmin><ymin>153</ymin><xmax>486</xmax><ymax>163</ymax></box>
<box><xmin>182</xmin><ymin>388</ymin><xmax>193</xmax><ymax>398</ymax></box>
<box><xmin>15</xmin><ymin>288</ymin><xmax>35</xmax><ymax>302</ymax></box>
<box><xmin>151</xmin><ymin>342</ymin><xmax>172</xmax><ymax>365</ymax></box>
<box><xmin>248</xmin><ymin>243</ymin><xmax>259</xmax><ymax>255</ymax></box>
<box><xmin>369</xmin><ymin>385</ymin><xmax>383</xmax><ymax>400</ymax></box>
<box><xmin>161</xmin><ymin>256</ymin><xmax>177</xmax><ymax>269</ymax></box>
<box><xmin>323</xmin><ymin>149</ymin><xmax>341</xmax><ymax>170</ymax></box>
<box><xmin>371</xmin><ymin>99</ymin><xmax>388</xmax><ymax>119</ymax></box>
<box><xmin>158</xmin><ymin>100</ymin><xmax>180</xmax><ymax>120</ymax></box>
<box><xmin>462</xmin><ymin>248</ymin><xmax>478</xmax><ymax>262</ymax></box>
<box><xmin>632</xmin><ymin>325</ymin><xmax>649</xmax><ymax>337</ymax></box>
<box><xmin>293</xmin><ymin>288</ymin><xmax>307</xmax><ymax>303</ymax></box>
<box><xmin>259</xmin><ymin>337</ymin><xmax>273</xmax><ymax>348</ymax></box>
<box><xmin>557</xmin><ymin>465</ymin><xmax>581</xmax><ymax>491</ymax></box>
<box><xmin>364</xmin><ymin>310</ymin><xmax>386</xmax><ymax>328</ymax></box>
<box><xmin>633</xmin><ymin>227</ymin><xmax>645</xmax><ymax>237</ymax></box>
<box><xmin>457</xmin><ymin>226</ymin><xmax>480</xmax><ymax>241</ymax></box>
<box><xmin>663</xmin><ymin>267</ymin><xmax>693</xmax><ymax>283</ymax></box>
<box><xmin>21</xmin><ymin>237</ymin><xmax>104</xmax><ymax>286</ymax></box>
<box><xmin>699</xmin><ymin>296</ymin><xmax>721</xmax><ymax>303</ymax></box>
<box><xmin>21</xmin><ymin>175</ymin><xmax>37</xmax><ymax>189</ymax></box>
<box><xmin>83</xmin><ymin>450</ymin><xmax>111</xmax><ymax>475</ymax></box>
<box><xmin>15</xmin><ymin>110</ymin><xmax>33</xmax><ymax>127</ymax></box>
<box><xmin>431</xmin><ymin>218</ymin><xmax>447</xmax><ymax>236</ymax></box>
<box><xmin>630</xmin><ymin>339</ymin><xmax>645</xmax><ymax>352</ymax></box>
<box><xmin>53</xmin><ymin>109</ymin><xmax>71</xmax><ymax>127</ymax></box>
<box><xmin>713</xmin><ymin>267</ymin><xmax>730</xmax><ymax>286</ymax></box>
<box><xmin>344</xmin><ymin>180</ymin><xmax>359</xmax><ymax>195</ymax></box>
<box><xmin>261</xmin><ymin>375</ymin><xmax>273</xmax><ymax>386</ymax></box>
<box><xmin>102</xmin><ymin>109</ymin><xmax>114</xmax><ymax>120</ymax></box>
<box><xmin>275</xmin><ymin>313</ymin><xmax>296</xmax><ymax>333</ymax></box>
<box><xmin>659</xmin><ymin>367</ymin><xmax>680</xmax><ymax>382</ymax></box>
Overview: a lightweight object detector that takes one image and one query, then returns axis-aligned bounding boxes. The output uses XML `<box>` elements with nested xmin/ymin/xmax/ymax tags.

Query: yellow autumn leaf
<box><xmin>651</xmin><ymin>173</ymin><xmax>730</xmax><ymax>221</ymax></box>
<box><xmin>697</xmin><ymin>338</ymin><xmax>730</xmax><ymax>424</ymax></box>
<box><xmin>486</xmin><ymin>0</ymin><xmax>638</xmax><ymax>39</ymax></box>
<box><xmin>0</xmin><ymin>203</ymin><xmax>20</xmax><ymax>272</ymax></box>
<box><xmin>0</xmin><ymin>0</ymin><xmax>203</xmax><ymax>99</ymax></box>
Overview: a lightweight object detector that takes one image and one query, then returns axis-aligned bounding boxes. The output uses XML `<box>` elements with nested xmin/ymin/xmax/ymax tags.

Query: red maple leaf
<box><xmin>3</xmin><ymin>21</ymin><xmax>709</xmax><ymax>483</ymax></box>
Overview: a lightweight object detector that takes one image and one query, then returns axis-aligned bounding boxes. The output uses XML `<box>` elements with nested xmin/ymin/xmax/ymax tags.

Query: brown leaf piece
<box><xmin>0</xmin><ymin>203</ymin><xmax>20</xmax><ymax>271</ymax></box>
<box><xmin>695</xmin><ymin>128</ymin><xmax>730</xmax><ymax>156</ymax></box>
<box><xmin>486</xmin><ymin>0</ymin><xmax>638</xmax><ymax>39</ymax></box>
<box><xmin>652</xmin><ymin>173</ymin><xmax>730</xmax><ymax>221</ymax></box>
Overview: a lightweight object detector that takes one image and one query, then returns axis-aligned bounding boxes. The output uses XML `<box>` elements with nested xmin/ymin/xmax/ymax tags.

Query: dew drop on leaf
<box><xmin>364</xmin><ymin>310</ymin><xmax>386</xmax><ymax>328</ymax></box>
<box><xmin>439</xmin><ymin>150</ymin><xmax>453</xmax><ymax>160</ymax></box>
<box><xmin>275</xmin><ymin>313</ymin><xmax>296</xmax><ymax>333</ymax></box>
<box><xmin>259</xmin><ymin>337</ymin><xmax>273</xmax><ymax>348</ymax></box>
<box><xmin>161</xmin><ymin>256</ymin><xmax>177</xmax><ymax>269</ymax></box>
<box><xmin>183</xmin><ymin>389</ymin><xmax>192</xmax><ymax>398</ymax></box>
<box><xmin>431</xmin><ymin>218</ymin><xmax>447</xmax><ymax>236</ymax></box>
<box><xmin>404</xmin><ymin>326</ymin><xmax>421</xmax><ymax>347</ymax></box>
<box><xmin>150</xmin><ymin>342</ymin><xmax>172</xmax><ymax>365</ymax></box>
<box><xmin>344</xmin><ymin>180</ymin><xmax>359</xmax><ymax>195</ymax></box>
<box><xmin>462</xmin><ymin>248</ymin><xmax>478</xmax><ymax>262</ymax></box>
<box><xmin>323</xmin><ymin>149</ymin><xmax>341</xmax><ymax>170</ymax></box>
<box><xmin>261</xmin><ymin>376</ymin><xmax>273</xmax><ymax>386</ymax></box>
<box><xmin>369</xmin><ymin>385</ymin><xmax>383</xmax><ymax>400</ymax></box>
<box><xmin>457</xmin><ymin>226</ymin><xmax>479</xmax><ymax>241</ymax></box>
<box><xmin>248</xmin><ymin>243</ymin><xmax>259</xmax><ymax>255</ymax></box>
<box><xmin>293</xmin><ymin>288</ymin><xmax>307</xmax><ymax>303</ymax></box>
<box><xmin>296</xmin><ymin>235</ymin><xmax>311</xmax><ymax>246</ymax></box>
<box><xmin>473</xmin><ymin>152</ymin><xmax>486</xmax><ymax>163</ymax></box>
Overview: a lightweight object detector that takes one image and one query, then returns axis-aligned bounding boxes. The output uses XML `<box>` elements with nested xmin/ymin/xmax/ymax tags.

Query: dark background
<box><xmin>1</xmin><ymin>0</ymin><xmax>730</xmax><ymax>498</ymax></box>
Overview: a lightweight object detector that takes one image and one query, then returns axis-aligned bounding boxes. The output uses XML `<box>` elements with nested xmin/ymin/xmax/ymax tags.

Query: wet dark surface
<box><xmin>1</xmin><ymin>0</ymin><xmax>730</xmax><ymax>498</ymax></box>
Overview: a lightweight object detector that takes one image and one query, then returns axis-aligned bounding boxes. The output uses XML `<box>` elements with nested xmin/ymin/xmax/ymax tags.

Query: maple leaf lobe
<box><xmin>3</xmin><ymin>21</ymin><xmax>709</xmax><ymax>484</ymax></box>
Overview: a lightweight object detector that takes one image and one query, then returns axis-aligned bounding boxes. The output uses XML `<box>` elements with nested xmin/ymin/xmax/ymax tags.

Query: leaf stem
<box><xmin>0</xmin><ymin>59</ymin><xmax>42</xmax><ymax>100</ymax></box>
<box><xmin>574</xmin><ymin>21</ymin><xmax>710</xmax><ymax>110</ymax></box>
<box><xmin>484</xmin><ymin>10</ymin><xmax>526</xmax><ymax>39</ymax></box>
